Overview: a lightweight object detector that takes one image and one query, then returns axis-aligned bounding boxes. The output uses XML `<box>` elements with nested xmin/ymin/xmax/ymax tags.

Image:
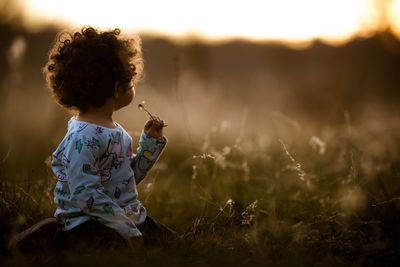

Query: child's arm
<box><xmin>65</xmin><ymin>134</ymin><xmax>141</xmax><ymax>238</ymax></box>
<box><xmin>130</xmin><ymin>117</ymin><xmax>167</xmax><ymax>184</ymax></box>
<box><xmin>130</xmin><ymin>131</ymin><xmax>167</xmax><ymax>185</ymax></box>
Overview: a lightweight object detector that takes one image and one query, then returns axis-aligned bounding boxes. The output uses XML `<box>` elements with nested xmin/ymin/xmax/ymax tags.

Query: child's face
<box><xmin>114</xmin><ymin>81</ymin><xmax>135</xmax><ymax>111</ymax></box>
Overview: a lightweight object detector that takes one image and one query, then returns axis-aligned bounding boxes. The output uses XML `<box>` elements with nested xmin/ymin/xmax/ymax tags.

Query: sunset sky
<box><xmin>6</xmin><ymin>0</ymin><xmax>400</xmax><ymax>45</ymax></box>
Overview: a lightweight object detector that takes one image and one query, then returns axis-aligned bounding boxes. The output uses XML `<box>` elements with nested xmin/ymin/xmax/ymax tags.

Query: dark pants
<box><xmin>54</xmin><ymin>216</ymin><xmax>177</xmax><ymax>248</ymax></box>
<box><xmin>137</xmin><ymin>216</ymin><xmax>178</xmax><ymax>245</ymax></box>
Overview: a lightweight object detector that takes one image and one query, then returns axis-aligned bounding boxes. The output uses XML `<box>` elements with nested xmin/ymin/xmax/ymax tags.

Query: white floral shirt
<box><xmin>51</xmin><ymin>117</ymin><xmax>167</xmax><ymax>238</ymax></box>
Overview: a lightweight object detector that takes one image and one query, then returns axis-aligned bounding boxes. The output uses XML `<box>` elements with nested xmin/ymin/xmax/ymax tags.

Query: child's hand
<box><xmin>144</xmin><ymin>116</ymin><xmax>164</xmax><ymax>141</ymax></box>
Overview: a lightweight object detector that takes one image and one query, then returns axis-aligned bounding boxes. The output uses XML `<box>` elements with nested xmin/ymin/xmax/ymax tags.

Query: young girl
<box><xmin>40</xmin><ymin>26</ymin><xmax>175</xmax><ymax>247</ymax></box>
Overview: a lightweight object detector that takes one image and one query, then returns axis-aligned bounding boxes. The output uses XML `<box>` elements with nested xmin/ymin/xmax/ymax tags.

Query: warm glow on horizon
<box><xmin>388</xmin><ymin>0</ymin><xmax>400</xmax><ymax>36</ymax></box>
<box><xmin>20</xmin><ymin>0</ymin><xmax>399</xmax><ymax>46</ymax></box>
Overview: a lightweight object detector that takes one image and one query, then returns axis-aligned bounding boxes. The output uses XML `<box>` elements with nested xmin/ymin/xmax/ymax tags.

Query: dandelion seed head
<box><xmin>138</xmin><ymin>101</ymin><xmax>146</xmax><ymax>111</ymax></box>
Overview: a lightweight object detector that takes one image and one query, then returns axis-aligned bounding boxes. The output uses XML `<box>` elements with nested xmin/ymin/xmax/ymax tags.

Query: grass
<box><xmin>1</xmin><ymin>110</ymin><xmax>400</xmax><ymax>266</ymax></box>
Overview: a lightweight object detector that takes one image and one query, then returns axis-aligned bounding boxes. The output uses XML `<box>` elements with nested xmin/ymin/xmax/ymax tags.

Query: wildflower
<box><xmin>215</xmin><ymin>198</ymin><xmax>236</xmax><ymax>220</ymax></box>
<box><xmin>241</xmin><ymin>200</ymin><xmax>258</xmax><ymax>225</ymax></box>
<box><xmin>192</xmin><ymin>165</ymin><xmax>197</xmax><ymax>180</ymax></box>
<box><xmin>226</xmin><ymin>199</ymin><xmax>235</xmax><ymax>217</ymax></box>
<box><xmin>144</xmin><ymin>182</ymin><xmax>153</xmax><ymax>192</ymax></box>
<box><xmin>309</xmin><ymin>136</ymin><xmax>326</xmax><ymax>155</ymax></box>
<box><xmin>279</xmin><ymin>139</ymin><xmax>306</xmax><ymax>181</ymax></box>
<box><xmin>192</xmin><ymin>154</ymin><xmax>215</xmax><ymax>160</ymax></box>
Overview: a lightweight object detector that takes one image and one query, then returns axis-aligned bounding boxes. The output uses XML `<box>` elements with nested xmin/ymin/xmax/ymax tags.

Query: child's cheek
<box><xmin>125</xmin><ymin>89</ymin><xmax>134</xmax><ymax>105</ymax></box>
<box><xmin>131</xmin><ymin>86</ymin><xmax>135</xmax><ymax>99</ymax></box>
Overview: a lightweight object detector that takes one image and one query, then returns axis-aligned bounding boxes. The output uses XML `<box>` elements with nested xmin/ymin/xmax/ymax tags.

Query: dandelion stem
<box><xmin>138</xmin><ymin>102</ymin><xmax>168</xmax><ymax>127</ymax></box>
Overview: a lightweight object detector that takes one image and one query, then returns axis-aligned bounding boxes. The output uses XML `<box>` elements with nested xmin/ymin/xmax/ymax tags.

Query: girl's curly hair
<box><xmin>43</xmin><ymin>26</ymin><xmax>143</xmax><ymax>113</ymax></box>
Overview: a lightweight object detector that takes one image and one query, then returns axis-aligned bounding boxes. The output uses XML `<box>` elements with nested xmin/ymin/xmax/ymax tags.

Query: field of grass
<box><xmin>1</xmin><ymin>107</ymin><xmax>400</xmax><ymax>266</ymax></box>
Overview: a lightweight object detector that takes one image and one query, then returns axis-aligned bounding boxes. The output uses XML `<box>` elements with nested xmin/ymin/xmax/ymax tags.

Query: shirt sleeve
<box><xmin>130</xmin><ymin>131</ymin><xmax>167</xmax><ymax>185</ymax></box>
<box><xmin>65</xmin><ymin>133</ymin><xmax>141</xmax><ymax>238</ymax></box>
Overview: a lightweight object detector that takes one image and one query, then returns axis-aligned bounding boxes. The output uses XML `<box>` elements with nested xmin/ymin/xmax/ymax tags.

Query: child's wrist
<box><xmin>140</xmin><ymin>131</ymin><xmax>168</xmax><ymax>147</ymax></box>
<box><xmin>143</xmin><ymin>131</ymin><xmax>165</xmax><ymax>142</ymax></box>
